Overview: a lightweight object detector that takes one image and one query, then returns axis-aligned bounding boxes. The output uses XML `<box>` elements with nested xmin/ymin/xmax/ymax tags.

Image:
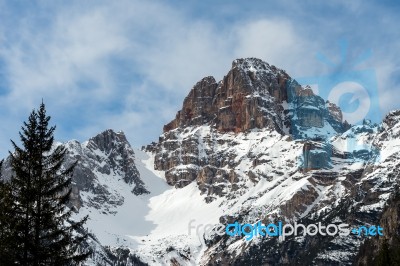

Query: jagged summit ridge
<box><xmin>86</xmin><ymin>129</ymin><xmax>128</xmax><ymax>153</ymax></box>
<box><xmin>163</xmin><ymin>58</ymin><xmax>292</xmax><ymax>134</ymax></box>
<box><xmin>232</xmin><ymin>57</ymin><xmax>286</xmax><ymax>75</ymax></box>
<box><xmin>163</xmin><ymin>57</ymin><xmax>346</xmax><ymax>137</ymax></box>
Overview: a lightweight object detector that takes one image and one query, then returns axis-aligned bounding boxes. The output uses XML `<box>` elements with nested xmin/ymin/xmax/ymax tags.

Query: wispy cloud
<box><xmin>0</xmin><ymin>0</ymin><xmax>399</xmax><ymax>157</ymax></box>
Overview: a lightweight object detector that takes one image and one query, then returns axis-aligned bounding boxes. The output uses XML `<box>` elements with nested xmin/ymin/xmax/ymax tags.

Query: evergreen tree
<box><xmin>0</xmin><ymin>159</ymin><xmax>19</xmax><ymax>265</ymax></box>
<box><xmin>8</xmin><ymin>102</ymin><xmax>89</xmax><ymax>265</ymax></box>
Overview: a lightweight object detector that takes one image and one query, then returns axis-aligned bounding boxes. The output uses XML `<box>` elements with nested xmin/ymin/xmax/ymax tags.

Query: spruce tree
<box><xmin>0</xmin><ymin>159</ymin><xmax>19</xmax><ymax>265</ymax></box>
<box><xmin>9</xmin><ymin>102</ymin><xmax>89</xmax><ymax>265</ymax></box>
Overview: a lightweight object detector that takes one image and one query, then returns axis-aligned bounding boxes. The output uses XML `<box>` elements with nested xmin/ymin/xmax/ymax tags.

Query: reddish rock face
<box><xmin>163</xmin><ymin>58</ymin><xmax>293</xmax><ymax>134</ymax></box>
<box><xmin>163</xmin><ymin>76</ymin><xmax>218</xmax><ymax>132</ymax></box>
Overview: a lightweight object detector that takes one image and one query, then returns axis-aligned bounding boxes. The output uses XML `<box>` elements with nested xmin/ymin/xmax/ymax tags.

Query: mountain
<box><xmin>147</xmin><ymin>58</ymin><xmax>349</xmax><ymax>196</ymax></box>
<box><xmin>64</xmin><ymin>129</ymin><xmax>149</xmax><ymax>212</ymax></box>
<box><xmin>2</xmin><ymin>58</ymin><xmax>399</xmax><ymax>265</ymax></box>
<box><xmin>138</xmin><ymin>58</ymin><xmax>398</xmax><ymax>265</ymax></box>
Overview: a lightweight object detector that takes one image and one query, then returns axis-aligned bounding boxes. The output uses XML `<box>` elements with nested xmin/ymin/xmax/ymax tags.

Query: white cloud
<box><xmin>1</xmin><ymin>5</ymin><xmax>128</xmax><ymax>108</ymax></box>
<box><xmin>0</xmin><ymin>1</ymin><xmax>349</xmax><ymax>154</ymax></box>
<box><xmin>232</xmin><ymin>19</ymin><xmax>319</xmax><ymax>77</ymax></box>
<box><xmin>0</xmin><ymin>0</ymin><xmax>399</xmax><ymax>158</ymax></box>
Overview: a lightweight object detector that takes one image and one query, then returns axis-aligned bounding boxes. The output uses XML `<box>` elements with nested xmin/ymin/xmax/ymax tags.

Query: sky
<box><xmin>0</xmin><ymin>0</ymin><xmax>400</xmax><ymax>157</ymax></box>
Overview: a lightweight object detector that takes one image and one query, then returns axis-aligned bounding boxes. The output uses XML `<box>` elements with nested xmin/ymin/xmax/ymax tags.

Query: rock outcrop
<box><xmin>302</xmin><ymin>141</ymin><xmax>332</xmax><ymax>171</ymax></box>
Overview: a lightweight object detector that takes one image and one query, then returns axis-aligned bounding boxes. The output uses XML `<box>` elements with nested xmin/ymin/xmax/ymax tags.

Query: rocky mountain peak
<box><xmin>62</xmin><ymin>129</ymin><xmax>150</xmax><ymax>212</ymax></box>
<box><xmin>163</xmin><ymin>58</ymin><xmax>346</xmax><ymax>136</ymax></box>
<box><xmin>86</xmin><ymin>129</ymin><xmax>129</xmax><ymax>154</ymax></box>
<box><xmin>163</xmin><ymin>58</ymin><xmax>294</xmax><ymax>134</ymax></box>
<box><xmin>232</xmin><ymin>57</ymin><xmax>284</xmax><ymax>75</ymax></box>
<box><xmin>153</xmin><ymin>58</ymin><xmax>351</xmax><ymax>189</ymax></box>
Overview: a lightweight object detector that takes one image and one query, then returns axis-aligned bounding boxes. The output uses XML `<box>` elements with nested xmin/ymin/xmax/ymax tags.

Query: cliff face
<box><xmin>163</xmin><ymin>59</ymin><xmax>293</xmax><ymax>134</ymax></box>
<box><xmin>164</xmin><ymin>58</ymin><xmax>346</xmax><ymax>136</ymax></box>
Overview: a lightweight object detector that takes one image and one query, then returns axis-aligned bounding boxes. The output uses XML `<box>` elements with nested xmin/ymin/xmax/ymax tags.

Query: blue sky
<box><xmin>0</xmin><ymin>0</ymin><xmax>399</xmax><ymax>157</ymax></box>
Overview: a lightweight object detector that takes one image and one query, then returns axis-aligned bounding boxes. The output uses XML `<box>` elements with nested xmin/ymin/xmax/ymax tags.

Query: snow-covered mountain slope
<box><xmin>85</xmin><ymin>115</ymin><xmax>398</xmax><ymax>265</ymax></box>
<box><xmin>78</xmin><ymin>147</ymin><xmax>226</xmax><ymax>265</ymax></box>
<box><xmin>52</xmin><ymin>131</ymin><xmax>222</xmax><ymax>264</ymax></box>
